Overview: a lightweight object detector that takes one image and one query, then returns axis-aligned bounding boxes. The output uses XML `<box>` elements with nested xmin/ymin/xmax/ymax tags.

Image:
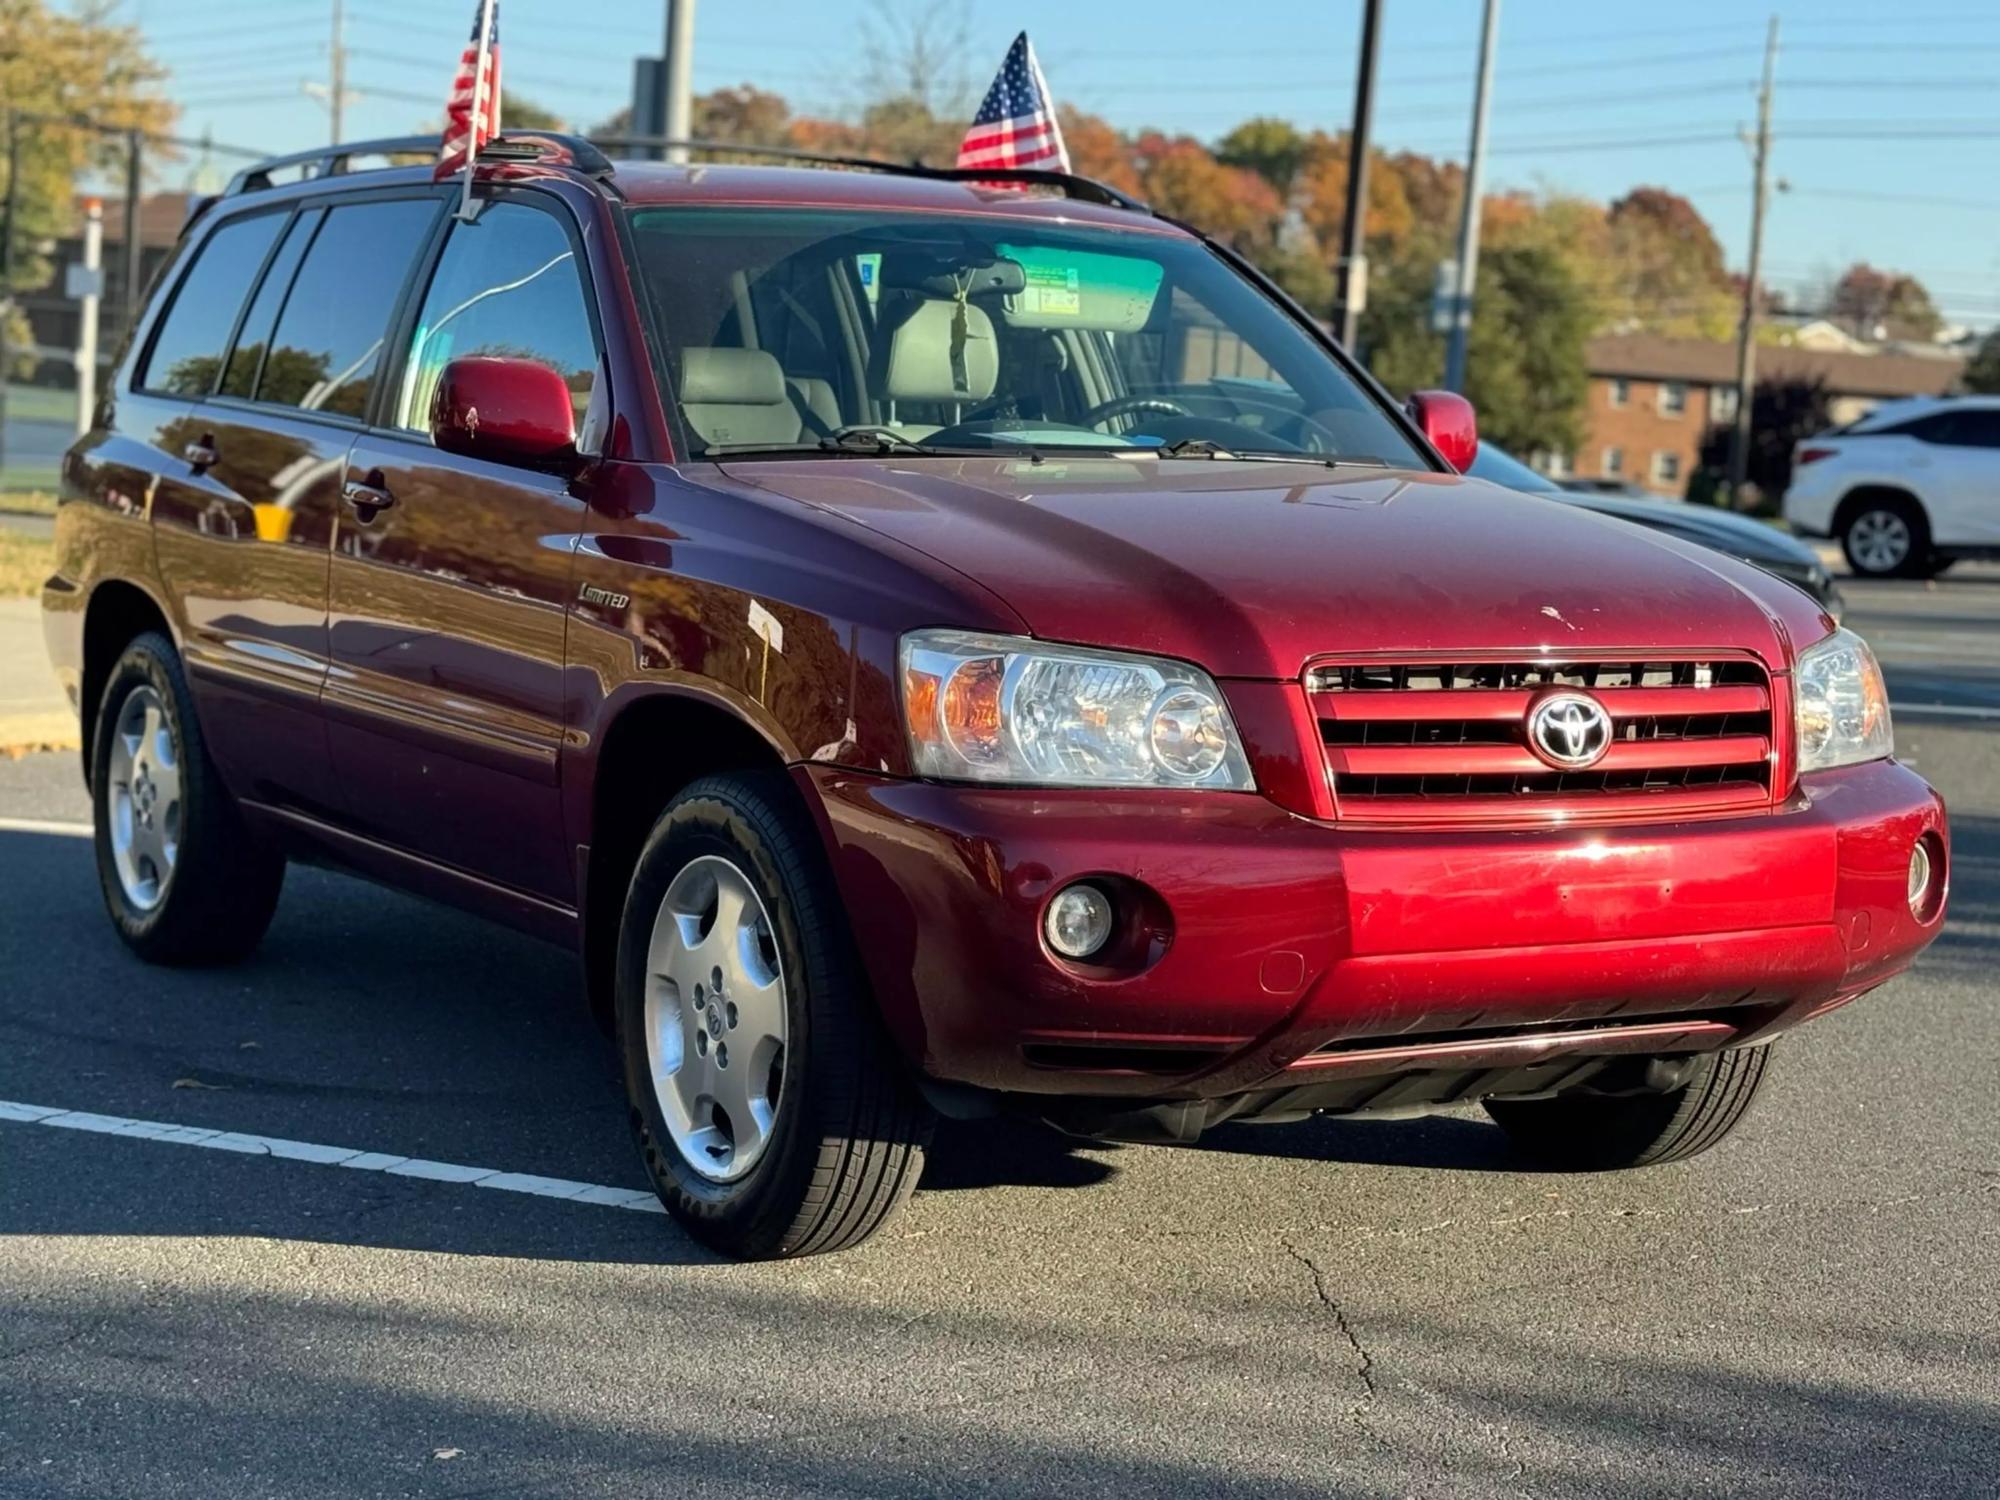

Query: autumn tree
<box><xmin>1829</xmin><ymin>262</ymin><xmax>1942</xmax><ymax>340</ymax></box>
<box><xmin>0</xmin><ymin>0</ymin><xmax>175</xmax><ymax>374</ymax></box>
<box><xmin>1603</xmin><ymin>187</ymin><xmax>1735</xmax><ymax>338</ymax></box>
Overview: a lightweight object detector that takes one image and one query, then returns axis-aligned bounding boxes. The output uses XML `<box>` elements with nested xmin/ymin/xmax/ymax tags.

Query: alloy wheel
<box><xmin>642</xmin><ymin>855</ymin><xmax>789</xmax><ymax>1183</ymax></box>
<box><xmin>1849</xmin><ymin>509</ymin><xmax>1911</xmax><ymax>573</ymax></box>
<box><xmin>107</xmin><ymin>685</ymin><xmax>182</xmax><ymax>911</ymax></box>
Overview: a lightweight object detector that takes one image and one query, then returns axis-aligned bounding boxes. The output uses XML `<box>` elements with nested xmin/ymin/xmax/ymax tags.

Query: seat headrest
<box><xmin>680</xmin><ymin>347</ymin><xmax>787</xmax><ymax>407</ymax></box>
<box><xmin>882</xmin><ymin>300</ymin><xmax>999</xmax><ymax>404</ymax></box>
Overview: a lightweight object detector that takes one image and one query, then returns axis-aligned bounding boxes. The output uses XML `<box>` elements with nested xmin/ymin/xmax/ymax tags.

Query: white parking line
<box><xmin>0</xmin><ymin>817</ymin><xmax>91</xmax><ymax>837</ymax></box>
<box><xmin>0</xmin><ymin>1099</ymin><xmax>667</xmax><ymax>1214</ymax></box>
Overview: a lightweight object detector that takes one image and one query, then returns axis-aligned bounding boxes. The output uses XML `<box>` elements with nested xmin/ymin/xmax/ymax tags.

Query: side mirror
<box><xmin>1406</xmin><ymin>389</ymin><xmax>1478</xmax><ymax>473</ymax></box>
<box><xmin>430</xmin><ymin>355</ymin><xmax>578</xmax><ymax>467</ymax></box>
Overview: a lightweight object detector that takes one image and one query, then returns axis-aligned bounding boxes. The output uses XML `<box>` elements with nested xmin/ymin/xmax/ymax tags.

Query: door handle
<box><xmin>341</xmin><ymin>477</ymin><xmax>397</xmax><ymax>518</ymax></box>
<box><xmin>184</xmin><ymin>436</ymin><xmax>218</xmax><ymax>471</ymax></box>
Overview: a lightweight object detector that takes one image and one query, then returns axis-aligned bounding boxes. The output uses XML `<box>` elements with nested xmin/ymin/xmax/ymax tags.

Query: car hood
<box><xmin>1558</xmin><ymin>493</ymin><xmax>1821</xmax><ymax>566</ymax></box>
<box><xmin>716</xmin><ymin>456</ymin><xmax>1827</xmax><ymax>679</ymax></box>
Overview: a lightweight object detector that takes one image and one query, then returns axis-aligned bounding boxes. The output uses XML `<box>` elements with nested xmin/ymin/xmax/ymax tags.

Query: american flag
<box><xmin>435</xmin><ymin>0</ymin><xmax>502</xmax><ymax>179</ymax></box>
<box><xmin>956</xmin><ymin>33</ymin><xmax>1070</xmax><ymax>174</ymax></box>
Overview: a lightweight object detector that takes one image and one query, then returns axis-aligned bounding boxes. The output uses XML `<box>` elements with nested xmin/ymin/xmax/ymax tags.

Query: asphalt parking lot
<box><xmin>2</xmin><ymin>569</ymin><xmax>1996</xmax><ymax>1499</ymax></box>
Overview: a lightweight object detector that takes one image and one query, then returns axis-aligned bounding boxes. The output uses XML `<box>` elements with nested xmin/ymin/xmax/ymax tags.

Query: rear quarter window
<box><xmin>138</xmin><ymin>212</ymin><xmax>287</xmax><ymax>397</ymax></box>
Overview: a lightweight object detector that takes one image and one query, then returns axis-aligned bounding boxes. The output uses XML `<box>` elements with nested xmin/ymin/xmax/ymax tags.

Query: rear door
<box><xmin>324</xmin><ymin>194</ymin><xmax>602</xmax><ymax>902</ymax></box>
<box><xmin>142</xmin><ymin>205</ymin><xmax>335</xmax><ymax>813</ymax></box>
<box><xmin>1918</xmin><ymin>408</ymin><xmax>2000</xmax><ymax>545</ymax></box>
<box><xmin>152</xmin><ymin>193</ymin><xmax>442</xmax><ymax>815</ymax></box>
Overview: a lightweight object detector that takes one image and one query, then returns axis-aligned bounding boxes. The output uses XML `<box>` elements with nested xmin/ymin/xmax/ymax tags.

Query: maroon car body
<box><xmin>42</xmin><ymin>141</ymin><xmax>1947</xmax><ymax>1248</ymax></box>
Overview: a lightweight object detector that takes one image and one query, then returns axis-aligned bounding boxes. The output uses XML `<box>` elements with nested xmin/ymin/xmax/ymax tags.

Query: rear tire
<box><xmin>90</xmin><ymin>632</ymin><xmax>284</xmax><ymax>965</ymax></box>
<box><xmin>615</xmin><ymin>772</ymin><xmax>933</xmax><ymax>1259</ymax></box>
<box><xmin>1485</xmin><ymin>1046</ymin><xmax>1771</xmax><ymax>1170</ymax></box>
<box><xmin>1840</xmin><ymin>495</ymin><xmax>1929</xmax><ymax>578</ymax></box>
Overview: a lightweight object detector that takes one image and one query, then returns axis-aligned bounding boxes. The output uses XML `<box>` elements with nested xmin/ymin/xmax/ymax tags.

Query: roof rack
<box><xmin>588</xmin><ymin>134</ymin><xmax>1151</xmax><ymax>214</ymax></box>
<box><xmin>218</xmin><ymin>131</ymin><xmax>615</xmax><ymax>199</ymax></box>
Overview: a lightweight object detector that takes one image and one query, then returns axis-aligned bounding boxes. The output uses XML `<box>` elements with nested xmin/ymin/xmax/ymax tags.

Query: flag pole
<box><xmin>456</xmin><ymin>0</ymin><xmax>497</xmax><ymax>222</ymax></box>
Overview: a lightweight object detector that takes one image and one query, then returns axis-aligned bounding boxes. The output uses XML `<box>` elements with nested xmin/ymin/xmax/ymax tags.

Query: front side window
<box><xmin>256</xmin><ymin>197</ymin><xmax>439</xmax><ymax>419</ymax></box>
<box><xmin>625</xmin><ymin>206</ymin><xmax>1426</xmax><ymax>467</ymax></box>
<box><xmin>139</xmin><ymin>212</ymin><xmax>286</xmax><ymax>397</ymax></box>
<box><xmin>395</xmin><ymin>201</ymin><xmax>598</xmax><ymax>433</ymax></box>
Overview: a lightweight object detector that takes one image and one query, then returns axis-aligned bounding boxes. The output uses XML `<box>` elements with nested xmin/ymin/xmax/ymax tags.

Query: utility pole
<box><xmin>1728</xmin><ymin>16</ymin><xmax>1779</xmax><ymax>508</ymax></box>
<box><xmin>1335</xmin><ymin>0</ymin><xmax>1382</xmax><ymax>350</ymax></box>
<box><xmin>74</xmin><ymin>198</ymin><xmax>103</xmax><ymax>438</ymax></box>
<box><xmin>0</xmin><ymin>112</ymin><xmax>18</xmax><ymax>477</ymax></box>
<box><xmin>121</xmin><ymin>131</ymin><xmax>143</xmax><ymax>346</ymax></box>
<box><xmin>1444</xmin><ymin>0</ymin><xmax>1499</xmax><ymax>393</ymax></box>
<box><xmin>662</xmin><ymin>0</ymin><xmax>697</xmax><ymax>165</ymax></box>
<box><xmin>330</xmin><ymin>0</ymin><xmax>348</xmax><ymax>143</ymax></box>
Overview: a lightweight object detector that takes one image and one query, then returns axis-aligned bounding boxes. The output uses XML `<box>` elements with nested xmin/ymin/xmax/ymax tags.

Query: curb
<box><xmin>0</xmin><ymin>713</ymin><xmax>80</xmax><ymax>758</ymax></box>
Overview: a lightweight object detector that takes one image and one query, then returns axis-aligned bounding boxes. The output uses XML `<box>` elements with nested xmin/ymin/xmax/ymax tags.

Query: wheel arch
<box><xmin>1831</xmin><ymin>484</ymin><xmax>1930</xmax><ymax>540</ymax></box>
<box><xmin>78</xmin><ymin>579</ymin><xmax>176</xmax><ymax>785</ymax></box>
<box><xmin>579</xmin><ymin>688</ymin><xmax>811</xmax><ymax>1031</ymax></box>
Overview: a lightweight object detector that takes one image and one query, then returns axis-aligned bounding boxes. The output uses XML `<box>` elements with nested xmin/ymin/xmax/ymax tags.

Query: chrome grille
<box><xmin>1309</xmin><ymin>657</ymin><xmax>1778</xmax><ymax>821</ymax></box>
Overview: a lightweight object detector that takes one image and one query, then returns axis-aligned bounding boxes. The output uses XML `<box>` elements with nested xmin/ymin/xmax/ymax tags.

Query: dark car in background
<box><xmin>1470</xmin><ymin>443</ymin><xmax>1844</xmax><ymax>619</ymax></box>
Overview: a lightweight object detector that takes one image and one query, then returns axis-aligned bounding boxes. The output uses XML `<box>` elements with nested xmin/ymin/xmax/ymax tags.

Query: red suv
<box><xmin>43</xmin><ymin>135</ymin><xmax>1948</xmax><ymax>1258</ymax></box>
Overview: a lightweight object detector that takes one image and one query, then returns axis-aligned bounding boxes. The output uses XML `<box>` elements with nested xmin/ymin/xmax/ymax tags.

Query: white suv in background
<box><xmin>1784</xmin><ymin>395</ymin><xmax>2000</xmax><ymax>578</ymax></box>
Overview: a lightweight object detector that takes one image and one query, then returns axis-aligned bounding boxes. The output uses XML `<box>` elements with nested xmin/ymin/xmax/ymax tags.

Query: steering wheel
<box><xmin>1079</xmin><ymin>394</ymin><xmax>1195</xmax><ymax>431</ymax></box>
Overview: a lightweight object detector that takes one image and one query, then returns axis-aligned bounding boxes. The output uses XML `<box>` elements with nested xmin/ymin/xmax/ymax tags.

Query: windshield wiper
<box><xmin>819</xmin><ymin>429</ymin><xmax>937</xmax><ymax>456</ymax></box>
<box><xmin>1151</xmin><ymin>438</ymin><xmax>1390</xmax><ymax>469</ymax></box>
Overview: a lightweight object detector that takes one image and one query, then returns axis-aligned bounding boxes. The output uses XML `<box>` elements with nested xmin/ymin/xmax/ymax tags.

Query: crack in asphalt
<box><xmin>1279</xmin><ymin>1237</ymin><xmax>1376</xmax><ymax>1403</ymax></box>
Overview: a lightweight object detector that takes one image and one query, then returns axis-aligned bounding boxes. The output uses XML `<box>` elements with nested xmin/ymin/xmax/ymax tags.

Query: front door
<box><xmin>324</xmin><ymin>195</ymin><xmax>603</xmax><ymax>903</ymax></box>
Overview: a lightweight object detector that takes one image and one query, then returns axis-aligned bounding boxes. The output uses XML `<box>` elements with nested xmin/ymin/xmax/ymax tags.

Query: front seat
<box><xmin>677</xmin><ymin>348</ymin><xmax>804</xmax><ymax>450</ymax></box>
<box><xmin>873</xmin><ymin>298</ymin><xmax>1000</xmax><ymax>437</ymax></box>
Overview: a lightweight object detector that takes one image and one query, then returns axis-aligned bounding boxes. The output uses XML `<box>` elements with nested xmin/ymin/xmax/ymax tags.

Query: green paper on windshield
<box><xmin>996</xmin><ymin>244</ymin><xmax>1164</xmax><ymax>332</ymax></box>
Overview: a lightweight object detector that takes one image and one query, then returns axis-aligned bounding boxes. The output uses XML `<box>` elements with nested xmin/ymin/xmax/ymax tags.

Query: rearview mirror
<box><xmin>430</xmin><ymin>356</ymin><xmax>578</xmax><ymax>467</ymax></box>
<box><xmin>1406</xmin><ymin>389</ymin><xmax>1477</xmax><ymax>473</ymax></box>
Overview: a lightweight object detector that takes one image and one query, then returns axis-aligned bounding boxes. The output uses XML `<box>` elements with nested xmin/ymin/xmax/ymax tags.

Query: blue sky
<box><xmin>119</xmin><ymin>0</ymin><xmax>2000</xmax><ymax>329</ymax></box>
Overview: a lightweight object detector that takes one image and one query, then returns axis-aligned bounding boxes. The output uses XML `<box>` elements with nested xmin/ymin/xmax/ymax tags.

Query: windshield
<box><xmin>624</xmin><ymin>205</ymin><xmax>1426</xmax><ymax>466</ymax></box>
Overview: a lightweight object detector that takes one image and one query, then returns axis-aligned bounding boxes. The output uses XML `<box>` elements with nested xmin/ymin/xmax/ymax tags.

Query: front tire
<box><xmin>90</xmin><ymin>632</ymin><xmax>284</xmax><ymax>965</ymax></box>
<box><xmin>1484</xmin><ymin>1045</ymin><xmax>1771</xmax><ymax>1170</ymax></box>
<box><xmin>615</xmin><ymin>772</ymin><xmax>932</xmax><ymax>1259</ymax></box>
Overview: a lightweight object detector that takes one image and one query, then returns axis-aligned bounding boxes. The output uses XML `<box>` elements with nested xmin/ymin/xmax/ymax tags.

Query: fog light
<box><xmin>1908</xmin><ymin>841</ymin><xmax>1933</xmax><ymax>916</ymax></box>
<box><xmin>1045</xmin><ymin>883</ymin><xmax>1114</xmax><ymax>960</ymax></box>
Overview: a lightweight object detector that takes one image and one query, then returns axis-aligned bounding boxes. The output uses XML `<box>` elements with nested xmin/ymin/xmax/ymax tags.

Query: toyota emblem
<box><xmin>1528</xmin><ymin>692</ymin><xmax>1613</xmax><ymax>769</ymax></box>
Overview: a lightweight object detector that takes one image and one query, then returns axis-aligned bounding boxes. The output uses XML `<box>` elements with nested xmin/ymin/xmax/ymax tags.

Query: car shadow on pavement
<box><xmin>4</xmin><ymin>1267</ymin><xmax>1998</xmax><ymax>1498</ymax></box>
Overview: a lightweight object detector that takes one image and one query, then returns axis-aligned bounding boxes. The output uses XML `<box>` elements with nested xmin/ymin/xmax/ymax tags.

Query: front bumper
<box><xmin>802</xmin><ymin>759</ymin><xmax>1947</xmax><ymax>1102</ymax></box>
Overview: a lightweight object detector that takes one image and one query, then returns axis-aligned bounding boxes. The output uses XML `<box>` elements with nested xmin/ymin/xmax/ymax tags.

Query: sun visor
<box><xmin>996</xmin><ymin>244</ymin><xmax>1165</xmax><ymax>333</ymax></box>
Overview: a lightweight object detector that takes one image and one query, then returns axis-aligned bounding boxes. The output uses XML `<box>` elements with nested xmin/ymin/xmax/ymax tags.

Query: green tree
<box><xmin>1963</xmin><ymin>328</ymin><xmax>2000</xmax><ymax>393</ymax></box>
<box><xmin>1215</xmin><ymin>117</ymin><xmax>1312</xmax><ymax>196</ymax></box>
<box><xmin>0</xmin><ymin>0</ymin><xmax>175</xmax><ymax>375</ymax></box>
<box><xmin>1696</xmin><ymin>378</ymin><xmax>1831</xmax><ymax>512</ymax></box>
<box><xmin>1604</xmin><ymin>187</ymin><xmax>1735</xmax><ymax>337</ymax></box>
<box><xmin>501</xmin><ymin>93</ymin><xmax>566</xmax><ymax>132</ymax></box>
<box><xmin>1463</xmin><ymin>245</ymin><xmax>1591</xmax><ymax>456</ymax></box>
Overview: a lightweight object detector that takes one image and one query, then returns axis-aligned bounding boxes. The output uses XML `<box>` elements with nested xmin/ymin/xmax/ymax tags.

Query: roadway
<box><xmin>1</xmin><ymin>571</ymin><xmax>1995</xmax><ymax>1498</ymax></box>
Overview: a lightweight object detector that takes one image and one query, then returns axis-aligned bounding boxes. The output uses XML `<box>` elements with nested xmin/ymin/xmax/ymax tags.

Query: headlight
<box><xmin>1794</xmin><ymin>628</ymin><xmax>1892</xmax><ymax>773</ymax></box>
<box><xmin>900</xmin><ymin>629</ymin><xmax>1255</xmax><ymax>789</ymax></box>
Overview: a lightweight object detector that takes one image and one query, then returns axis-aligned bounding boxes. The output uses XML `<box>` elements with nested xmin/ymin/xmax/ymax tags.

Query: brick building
<box><xmin>1568</xmin><ymin>333</ymin><xmax>1966</xmax><ymax>495</ymax></box>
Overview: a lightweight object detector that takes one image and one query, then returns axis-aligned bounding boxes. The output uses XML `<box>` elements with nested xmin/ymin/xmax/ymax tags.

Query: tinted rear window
<box><xmin>219</xmin><ymin>208</ymin><xmax>323</xmax><ymax>400</ymax></box>
<box><xmin>139</xmin><ymin>212</ymin><xmax>286</xmax><ymax>396</ymax></box>
<box><xmin>256</xmin><ymin>197</ymin><xmax>438</xmax><ymax>419</ymax></box>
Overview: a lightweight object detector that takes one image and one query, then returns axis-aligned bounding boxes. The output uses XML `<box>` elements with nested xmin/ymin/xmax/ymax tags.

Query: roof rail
<box><xmin>218</xmin><ymin>131</ymin><xmax>615</xmax><ymax>200</ymax></box>
<box><xmin>588</xmin><ymin>134</ymin><xmax>1151</xmax><ymax>214</ymax></box>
